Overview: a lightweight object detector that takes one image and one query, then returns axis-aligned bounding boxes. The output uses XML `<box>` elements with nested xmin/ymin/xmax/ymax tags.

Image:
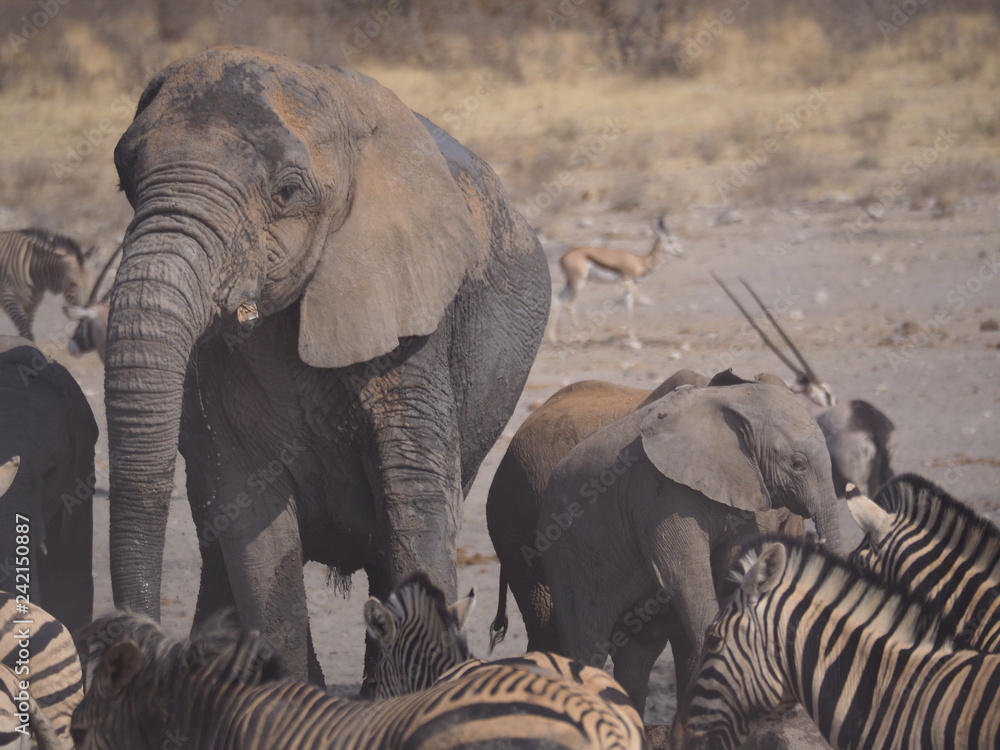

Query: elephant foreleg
<box><xmin>612</xmin><ymin>638</ymin><xmax>665</xmax><ymax>719</ymax></box>
<box><xmin>369</xmin><ymin>395</ymin><xmax>463</xmax><ymax>601</ymax></box>
<box><xmin>215</xmin><ymin>488</ymin><xmax>315</xmax><ymax>684</ymax></box>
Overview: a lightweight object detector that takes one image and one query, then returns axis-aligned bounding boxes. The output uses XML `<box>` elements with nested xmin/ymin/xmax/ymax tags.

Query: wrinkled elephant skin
<box><xmin>104</xmin><ymin>47</ymin><xmax>549</xmax><ymax>685</ymax></box>
<box><xmin>537</xmin><ymin>382</ymin><xmax>839</xmax><ymax>716</ymax></box>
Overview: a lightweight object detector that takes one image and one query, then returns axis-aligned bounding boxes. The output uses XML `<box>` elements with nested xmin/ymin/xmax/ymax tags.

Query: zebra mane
<box><xmin>80</xmin><ymin>610</ymin><xmax>284</xmax><ymax>699</ymax></box>
<box><xmin>19</xmin><ymin>229</ymin><xmax>86</xmax><ymax>264</ymax></box>
<box><xmin>733</xmin><ymin>535</ymin><xmax>963</xmax><ymax>650</ymax></box>
<box><xmin>876</xmin><ymin>472</ymin><xmax>1000</xmax><ymax>558</ymax></box>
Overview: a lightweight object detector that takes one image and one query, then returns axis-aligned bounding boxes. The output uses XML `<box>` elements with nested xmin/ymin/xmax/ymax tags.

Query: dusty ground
<box><xmin>9</xmin><ymin>190</ymin><xmax>998</xmax><ymax>746</ymax></box>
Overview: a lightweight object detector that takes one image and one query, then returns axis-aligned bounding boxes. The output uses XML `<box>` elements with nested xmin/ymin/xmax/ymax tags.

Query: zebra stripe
<box><xmin>0</xmin><ymin>593</ymin><xmax>82</xmax><ymax>750</ymax></box>
<box><xmin>364</xmin><ymin>571</ymin><xmax>644</xmax><ymax>733</ymax></box>
<box><xmin>73</xmin><ymin>611</ymin><xmax>649</xmax><ymax>750</ymax></box>
<box><xmin>675</xmin><ymin>536</ymin><xmax>1000</xmax><ymax>750</ymax></box>
<box><xmin>848</xmin><ymin>474</ymin><xmax>1000</xmax><ymax>650</ymax></box>
<box><xmin>363</xmin><ymin>571</ymin><xmax>474</xmax><ymax>698</ymax></box>
<box><xmin>0</xmin><ymin>230</ymin><xmax>91</xmax><ymax>341</ymax></box>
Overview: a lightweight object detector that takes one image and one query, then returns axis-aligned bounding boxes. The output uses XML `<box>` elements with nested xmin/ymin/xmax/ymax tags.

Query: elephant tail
<box><xmin>488</xmin><ymin>569</ymin><xmax>509</xmax><ymax>653</ymax></box>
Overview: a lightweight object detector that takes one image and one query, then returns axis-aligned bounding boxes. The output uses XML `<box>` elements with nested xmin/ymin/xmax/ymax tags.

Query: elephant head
<box><xmin>106</xmin><ymin>47</ymin><xmax>483</xmax><ymax>617</ymax></box>
<box><xmin>640</xmin><ymin>382</ymin><xmax>841</xmax><ymax>550</ymax></box>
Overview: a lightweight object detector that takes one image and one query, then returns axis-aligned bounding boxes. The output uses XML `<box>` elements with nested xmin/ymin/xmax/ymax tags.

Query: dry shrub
<box><xmin>607</xmin><ymin>171</ymin><xmax>650</xmax><ymax>212</ymax></box>
<box><xmin>909</xmin><ymin>160</ymin><xmax>993</xmax><ymax>213</ymax></box>
<box><xmin>0</xmin><ymin>159</ymin><xmax>47</xmax><ymax>208</ymax></box>
<box><xmin>847</xmin><ymin>99</ymin><xmax>895</xmax><ymax>168</ymax></box>
<box><xmin>739</xmin><ymin>148</ymin><xmax>825</xmax><ymax>206</ymax></box>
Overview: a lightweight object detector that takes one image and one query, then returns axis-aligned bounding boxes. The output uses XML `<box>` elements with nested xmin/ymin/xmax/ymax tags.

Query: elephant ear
<box><xmin>0</xmin><ymin>456</ymin><xmax>18</xmax><ymax>497</ymax></box>
<box><xmin>298</xmin><ymin>71</ymin><xmax>482</xmax><ymax>369</ymax></box>
<box><xmin>639</xmin><ymin>386</ymin><xmax>771</xmax><ymax>512</ymax></box>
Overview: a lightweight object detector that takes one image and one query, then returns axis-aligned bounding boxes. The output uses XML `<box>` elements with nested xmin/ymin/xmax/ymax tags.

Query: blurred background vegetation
<box><xmin>1</xmin><ymin>0</ymin><xmax>998</xmax><ymax>242</ymax></box>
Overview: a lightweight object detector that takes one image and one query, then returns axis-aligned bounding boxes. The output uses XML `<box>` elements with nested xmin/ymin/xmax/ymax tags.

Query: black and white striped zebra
<box><xmin>363</xmin><ymin>571</ymin><xmax>645</xmax><ymax>734</ymax></box>
<box><xmin>73</xmin><ymin>610</ymin><xmax>649</xmax><ymax>749</ymax></box>
<box><xmin>673</xmin><ymin>536</ymin><xmax>1000</xmax><ymax>750</ymax></box>
<box><xmin>847</xmin><ymin>474</ymin><xmax>1000</xmax><ymax>651</ymax></box>
<box><xmin>0</xmin><ymin>591</ymin><xmax>83</xmax><ymax>750</ymax></box>
<box><xmin>0</xmin><ymin>230</ymin><xmax>96</xmax><ymax>341</ymax></box>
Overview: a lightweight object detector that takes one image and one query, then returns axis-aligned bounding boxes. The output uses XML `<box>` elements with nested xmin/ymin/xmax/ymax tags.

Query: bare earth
<box><xmin>13</xmin><ymin>195</ymin><xmax>1000</xmax><ymax>745</ymax></box>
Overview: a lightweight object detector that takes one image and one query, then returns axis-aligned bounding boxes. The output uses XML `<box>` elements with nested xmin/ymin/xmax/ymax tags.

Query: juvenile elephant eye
<box><xmin>790</xmin><ymin>454</ymin><xmax>809</xmax><ymax>472</ymax></box>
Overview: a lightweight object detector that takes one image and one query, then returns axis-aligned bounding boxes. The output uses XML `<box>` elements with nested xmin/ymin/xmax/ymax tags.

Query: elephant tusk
<box><xmin>237</xmin><ymin>301</ymin><xmax>260</xmax><ymax>327</ymax></box>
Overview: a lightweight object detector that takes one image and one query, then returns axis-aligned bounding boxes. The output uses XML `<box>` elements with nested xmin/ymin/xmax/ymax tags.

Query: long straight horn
<box><xmin>711</xmin><ymin>272</ymin><xmax>802</xmax><ymax>376</ymax></box>
<box><xmin>86</xmin><ymin>243</ymin><xmax>124</xmax><ymax>307</ymax></box>
<box><xmin>737</xmin><ymin>277</ymin><xmax>824</xmax><ymax>387</ymax></box>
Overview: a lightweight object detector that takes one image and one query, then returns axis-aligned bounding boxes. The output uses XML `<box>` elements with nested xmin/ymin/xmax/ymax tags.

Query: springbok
<box><xmin>550</xmin><ymin>213</ymin><xmax>683</xmax><ymax>348</ymax></box>
<box><xmin>713</xmin><ymin>273</ymin><xmax>897</xmax><ymax>498</ymax></box>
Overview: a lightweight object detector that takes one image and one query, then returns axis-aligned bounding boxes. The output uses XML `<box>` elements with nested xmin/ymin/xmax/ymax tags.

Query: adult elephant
<box><xmin>537</xmin><ymin>381</ymin><xmax>839</xmax><ymax>715</ymax></box>
<box><xmin>0</xmin><ymin>336</ymin><xmax>97</xmax><ymax>635</ymax></box>
<box><xmin>104</xmin><ymin>47</ymin><xmax>549</xmax><ymax>685</ymax></box>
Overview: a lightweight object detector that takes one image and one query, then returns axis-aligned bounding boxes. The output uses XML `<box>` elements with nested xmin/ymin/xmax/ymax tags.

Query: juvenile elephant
<box><xmin>487</xmin><ymin>368</ymin><xmax>708</xmax><ymax>651</ymax></box>
<box><xmin>104</xmin><ymin>48</ymin><xmax>549</xmax><ymax>684</ymax></box>
<box><xmin>0</xmin><ymin>336</ymin><xmax>97</xmax><ymax>635</ymax></box>
<box><xmin>536</xmin><ymin>381</ymin><xmax>838</xmax><ymax>715</ymax></box>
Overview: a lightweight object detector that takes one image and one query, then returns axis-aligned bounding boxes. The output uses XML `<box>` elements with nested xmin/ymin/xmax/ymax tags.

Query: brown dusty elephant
<box><xmin>103</xmin><ymin>47</ymin><xmax>549</xmax><ymax>686</ymax></box>
<box><xmin>487</xmin><ymin>368</ymin><xmax>709</xmax><ymax>652</ymax></box>
<box><xmin>534</xmin><ymin>380</ymin><xmax>839</xmax><ymax>716</ymax></box>
<box><xmin>0</xmin><ymin>336</ymin><xmax>97</xmax><ymax>636</ymax></box>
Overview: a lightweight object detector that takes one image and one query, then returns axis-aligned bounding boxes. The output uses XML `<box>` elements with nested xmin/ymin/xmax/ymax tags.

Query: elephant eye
<box><xmin>274</xmin><ymin>182</ymin><xmax>301</xmax><ymax>206</ymax></box>
<box><xmin>790</xmin><ymin>453</ymin><xmax>809</xmax><ymax>473</ymax></box>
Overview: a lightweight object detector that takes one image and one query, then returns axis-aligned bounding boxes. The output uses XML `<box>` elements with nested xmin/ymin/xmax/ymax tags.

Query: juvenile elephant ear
<box><xmin>298</xmin><ymin>70</ymin><xmax>482</xmax><ymax>369</ymax></box>
<box><xmin>639</xmin><ymin>385</ymin><xmax>771</xmax><ymax>512</ymax></box>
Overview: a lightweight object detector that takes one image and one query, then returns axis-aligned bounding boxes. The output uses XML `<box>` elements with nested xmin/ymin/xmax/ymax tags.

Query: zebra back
<box><xmin>0</xmin><ymin>593</ymin><xmax>81</xmax><ymax>749</ymax></box>
<box><xmin>675</xmin><ymin>536</ymin><xmax>1000</xmax><ymax>750</ymax></box>
<box><xmin>848</xmin><ymin>474</ymin><xmax>1000</xmax><ymax>650</ymax></box>
<box><xmin>73</xmin><ymin>611</ymin><xmax>649</xmax><ymax>750</ymax></box>
<box><xmin>0</xmin><ymin>230</ymin><xmax>92</xmax><ymax>340</ymax></box>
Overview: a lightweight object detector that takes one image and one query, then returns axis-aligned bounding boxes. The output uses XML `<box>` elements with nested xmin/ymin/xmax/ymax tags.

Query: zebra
<box><xmin>363</xmin><ymin>571</ymin><xmax>643</xmax><ymax>725</ymax></box>
<box><xmin>0</xmin><ymin>231</ymin><xmax>96</xmax><ymax>342</ymax></box>
<box><xmin>847</xmin><ymin>475</ymin><xmax>1000</xmax><ymax>651</ymax></box>
<box><xmin>72</xmin><ymin>610</ymin><xmax>650</xmax><ymax>750</ymax></box>
<box><xmin>673</xmin><ymin>535</ymin><xmax>1000</xmax><ymax>750</ymax></box>
<box><xmin>0</xmin><ymin>591</ymin><xmax>83</xmax><ymax>750</ymax></box>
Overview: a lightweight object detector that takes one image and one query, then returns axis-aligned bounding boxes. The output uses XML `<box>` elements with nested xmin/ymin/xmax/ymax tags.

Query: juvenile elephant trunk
<box><xmin>813</xmin><ymin>497</ymin><xmax>841</xmax><ymax>552</ymax></box>
<box><xmin>105</xmin><ymin>237</ymin><xmax>211</xmax><ymax>618</ymax></box>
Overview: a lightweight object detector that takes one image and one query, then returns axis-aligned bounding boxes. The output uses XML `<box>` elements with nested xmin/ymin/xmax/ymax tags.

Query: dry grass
<box><xmin>0</xmin><ymin>6</ymin><xmax>997</xmax><ymax>239</ymax></box>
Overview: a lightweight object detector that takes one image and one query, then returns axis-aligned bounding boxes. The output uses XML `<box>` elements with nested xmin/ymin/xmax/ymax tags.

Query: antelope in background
<box><xmin>713</xmin><ymin>273</ymin><xmax>897</xmax><ymax>498</ymax></box>
<box><xmin>549</xmin><ymin>213</ymin><xmax>683</xmax><ymax>349</ymax></box>
<box><xmin>67</xmin><ymin>242</ymin><xmax>122</xmax><ymax>362</ymax></box>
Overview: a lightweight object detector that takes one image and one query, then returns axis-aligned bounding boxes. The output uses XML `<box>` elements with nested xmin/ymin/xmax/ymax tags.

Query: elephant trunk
<box><xmin>812</xmin><ymin>494</ymin><xmax>841</xmax><ymax>552</ymax></box>
<box><xmin>105</xmin><ymin>235</ymin><xmax>212</xmax><ymax>618</ymax></box>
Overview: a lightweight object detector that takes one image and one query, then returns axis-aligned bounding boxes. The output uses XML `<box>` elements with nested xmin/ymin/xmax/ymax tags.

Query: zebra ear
<box><xmin>742</xmin><ymin>543</ymin><xmax>787</xmax><ymax>599</ymax></box>
<box><xmin>363</xmin><ymin>598</ymin><xmax>396</xmax><ymax>647</ymax></box>
<box><xmin>448</xmin><ymin>588</ymin><xmax>476</xmax><ymax>631</ymax></box>
<box><xmin>846</xmin><ymin>486</ymin><xmax>893</xmax><ymax>544</ymax></box>
<box><xmin>99</xmin><ymin>641</ymin><xmax>144</xmax><ymax>695</ymax></box>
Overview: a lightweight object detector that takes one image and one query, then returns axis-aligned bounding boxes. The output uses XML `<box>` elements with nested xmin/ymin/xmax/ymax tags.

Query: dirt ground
<box><xmin>9</xmin><ymin>189</ymin><xmax>998</xmax><ymax>745</ymax></box>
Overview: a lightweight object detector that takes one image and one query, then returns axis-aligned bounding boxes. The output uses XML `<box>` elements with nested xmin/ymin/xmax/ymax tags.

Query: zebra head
<box><xmin>72</xmin><ymin>611</ymin><xmax>282</xmax><ymax>750</ymax></box>
<box><xmin>363</xmin><ymin>571</ymin><xmax>475</xmax><ymax>698</ymax></box>
<box><xmin>674</xmin><ymin>542</ymin><xmax>798</xmax><ymax>750</ymax></box>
